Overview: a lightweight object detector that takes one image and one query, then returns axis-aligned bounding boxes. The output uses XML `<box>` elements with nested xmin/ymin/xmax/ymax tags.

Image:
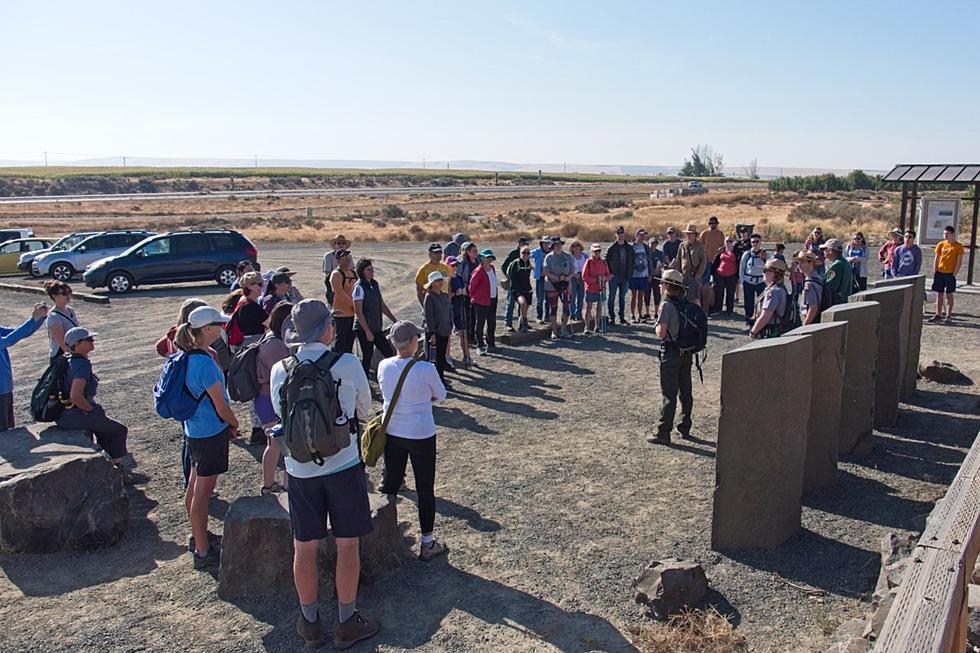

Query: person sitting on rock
<box><xmin>0</xmin><ymin>303</ymin><xmax>48</xmax><ymax>431</ymax></box>
<box><xmin>56</xmin><ymin>327</ymin><xmax>129</xmax><ymax>469</ymax></box>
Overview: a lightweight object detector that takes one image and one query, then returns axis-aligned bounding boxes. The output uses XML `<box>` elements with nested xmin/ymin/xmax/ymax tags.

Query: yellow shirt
<box><xmin>934</xmin><ymin>240</ymin><xmax>964</xmax><ymax>274</ymax></box>
<box><xmin>415</xmin><ymin>262</ymin><xmax>451</xmax><ymax>294</ymax></box>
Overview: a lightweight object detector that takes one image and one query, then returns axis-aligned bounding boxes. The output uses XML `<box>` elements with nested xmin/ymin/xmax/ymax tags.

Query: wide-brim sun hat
<box><xmin>284</xmin><ymin>299</ymin><xmax>333</xmax><ymax>345</ymax></box>
<box><xmin>424</xmin><ymin>270</ymin><xmax>447</xmax><ymax>289</ymax></box>
<box><xmin>820</xmin><ymin>238</ymin><xmax>844</xmax><ymax>252</ymax></box>
<box><xmin>794</xmin><ymin>250</ymin><xmax>819</xmax><ymax>263</ymax></box>
<box><xmin>660</xmin><ymin>269</ymin><xmax>687</xmax><ymax>288</ymax></box>
<box><xmin>683</xmin><ymin>223</ymin><xmax>699</xmax><ymax>234</ymax></box>
<box><xmin>764</xmin><ymin>259</ymin><xmax>788</xmax><ymax>273</ymax></box>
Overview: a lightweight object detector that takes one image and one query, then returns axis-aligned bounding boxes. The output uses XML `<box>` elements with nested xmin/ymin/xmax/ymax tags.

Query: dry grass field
<box><xmin>2</xmin><ymin>183</ymin><xmax>915</xmax><ymax>248</ymax></box>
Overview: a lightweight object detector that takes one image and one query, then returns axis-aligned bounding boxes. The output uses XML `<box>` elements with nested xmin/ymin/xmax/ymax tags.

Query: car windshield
<box><xmin>52</xmin><ymin>233</ymin><xmax>90</xmax><ymax>251</ymax></box>
<box><xmin>119</xmin><ymin>235</ymin><xmax>157</xmax><ymax>257</ymax></box>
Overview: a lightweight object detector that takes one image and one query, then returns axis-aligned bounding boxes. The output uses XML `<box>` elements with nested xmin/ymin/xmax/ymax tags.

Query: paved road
<box><xmin>0</xmin><ymin>181</ymin><xmax>765</xmax><ymax>205</ymax></box>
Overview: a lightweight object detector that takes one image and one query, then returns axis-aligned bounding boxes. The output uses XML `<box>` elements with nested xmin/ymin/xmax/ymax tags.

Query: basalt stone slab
<box><xmin>783</xmin><ymin>322</ymin><xmax>847</xmax><ymax>492</ymax></box>
<box><xmin>0</xmin><ymin>425</ymin><xmax>128</xmax><ymax>552</ymax></box>
<box><xmin>850</xmin><ymin>286</ymin><xmax>913</xmax><ymax>429</ymax></box>
<box><xmin>712</xmin><ymin>335</ymin><xmax>811</xmax><ymax>550</ymax></box>
<box><xmin>822</xmin><ymin>301</ymin><xmax>880</xmax><ymax>455</ymax></box>
<box><xmin>218</xmin><ymin>491</ymin><xmax>403</xmax><ymax>598</ymax></box>
<box><xmin>873</xmin><ymin>274</ymin><xmax>926</xmax><ymax>399</ymax></box>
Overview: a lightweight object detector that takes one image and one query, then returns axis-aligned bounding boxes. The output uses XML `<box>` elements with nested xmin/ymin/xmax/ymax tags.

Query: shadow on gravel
<box><xmin>450</xmin><ymin>386</ymin><xmax>560</xmax><ymax>421</ymax></box>
<box><xmin>492</xmin><ymin>348</ymin><xmax>596</xmax><ymax>376</ymax></box>
<box><xmin>396</xmin><ymin>490</ymin><xmax>502</xmax><ymax>533</ymax></box>
<box><xmin>0</xmin><ymin>486</ymin><xmax>184</xmax><ymax>596</ymax></box>
<box><xmin>435</xmin><ymin>405</ymin><xmax>498</xmax><ymax>436</ymax></box>
<box><xmin>803</xmin><ymin>469</ymin><xmax>933</xmax><ymax>531</ymax></box>
<box><xmin>723</xmin><ymin>529</ymin><xmax>878</xmax><ymax>599</ymax></box>
<box><xmin>98</xmin><ymin>284</ymin><xmax>229</xmax><ymax>300</ymax></box>
<box><xmin>906</xmin><ymin>388</ymin><xmax>980</xmax><ymax>414</ymax></box>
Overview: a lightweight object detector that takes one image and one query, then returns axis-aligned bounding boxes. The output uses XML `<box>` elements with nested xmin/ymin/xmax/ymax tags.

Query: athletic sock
<box><xmin>300</xmin><ymin>602</ymin><xmax>318</xmax><ymax>624</ymax></box>
<box><xmin>338</xmin><ymin>600</ymin><xmax>356</xmax><ymax>624</ymax></box>
<box><xmin>421</xmin><ymin>533</ymin><xmax>434</xmax><ymax>547</ymax></box>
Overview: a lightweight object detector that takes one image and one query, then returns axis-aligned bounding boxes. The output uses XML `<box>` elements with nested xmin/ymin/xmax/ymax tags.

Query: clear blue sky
<box><xmin>2</xmin><ymin>0</ymin><xmax>977</xmax><ymax>170</ymax></box>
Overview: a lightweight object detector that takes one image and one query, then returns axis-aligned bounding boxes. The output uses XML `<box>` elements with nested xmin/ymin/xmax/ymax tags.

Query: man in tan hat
<box><xmin>649</xmin><ymin>269</ymin><xmax>696</xmax><ymax>444</ymax></box>
<box><xmin>794</xmin><ymin>250</ymin><xmax>822</xmax><ymax>325</ymax></box>
<box><xmin>748</xmin><ymin>258</ymin><xmax>791</xmax><ymax>338</ymax></box>
<box><xmin>672</xmin><ymin>223</ymin><xmax>707</xmax><ymax>307</ymax></box>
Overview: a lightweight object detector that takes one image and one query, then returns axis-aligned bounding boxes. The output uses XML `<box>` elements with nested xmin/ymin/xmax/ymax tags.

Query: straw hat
<box><xmin>794</xmin><ymin>250</ymin><xmax>818</xmax><ymax>263</ymax></box>
<box><xmin>683</xmin><ymin>223</ymin><xmax>699</xmax><ymax>234</ymax></box>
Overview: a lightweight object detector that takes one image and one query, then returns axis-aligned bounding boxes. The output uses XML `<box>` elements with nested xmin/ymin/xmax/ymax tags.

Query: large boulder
<box><xmin>0</xmin><ymin>425</ymin><xmax>128</xmax><ymax>553</ymax></box>
<box><xmin>919</xmin><ymin>360</ymin><xmax>972</xmax><ymax>385</ymax></box>
<box><xmin>633</xmin><ymin>558</ymin><xmax>708</xmax><ymax>620</ymax></box>
<box><xmin>218</xmin><ymin>491</ymin><xmax>403</xmax><ymax>598</ymax></box>
<box><xmin>825</xmin><ymin>618</ymin><xmax>871</xmax><ymax>653</ymax></box>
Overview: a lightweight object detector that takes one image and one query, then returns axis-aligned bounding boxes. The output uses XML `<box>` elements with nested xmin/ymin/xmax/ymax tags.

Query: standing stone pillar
<box><xmin>873</xmin><ymin>274</ymin><xmax>925</xmax><ymax>400</ymax></box>
<box><xmin>783</xmin><ymin>322</ymin><xmax>848</xmax><ymax>492</ymax></box>
<box><xmin>821</xmin><ymin>301</ymin><xmax>880</xmax><ymax>455</ymax></box>
<box><xmin>712</xmin><ymin>336</ymin><xmax>811</xmax><ymax>550</ymax></box>
<box><xmin>850</xmin><ymin>285</ymin><xmax>913</xmax><ymax>429</ymax></box>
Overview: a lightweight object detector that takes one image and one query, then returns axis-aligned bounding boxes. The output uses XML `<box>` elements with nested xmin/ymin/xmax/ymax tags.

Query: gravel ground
<box><xmin>1</xmin><ymin>241</ymin><xmax>978</xmax><ymax>652</ymax></box>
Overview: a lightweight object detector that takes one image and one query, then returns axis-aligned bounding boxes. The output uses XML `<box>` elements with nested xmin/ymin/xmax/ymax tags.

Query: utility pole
<box><xmin>422</xmin><ymin>157</ymin><xmax>426</xmax><ymax>170</ymax></box>
<box><xmin>563</xmin><ymin>162</ymin><xmax>566</xmax><ymax>174</ymax></box>
<box><xmin>122</xmin><ymin>156</ymin><xmax>126</xmax><ymax>167</ymax></box>
<box><xmin>254</xmin><ymin>154</ymin><xmax>258</xmax><ymax>168</ymax></box>
<box><xmin>44</xmin><ymin>151</ymin><xmax>48</xmax><ymax>167</ymax></box>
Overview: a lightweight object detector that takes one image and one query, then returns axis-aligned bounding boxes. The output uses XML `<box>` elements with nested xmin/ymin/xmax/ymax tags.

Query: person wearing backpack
<box><xmin>795</xmin><ymin>250</ymin><xmax>824</xmax><ymax>325</ymax></box>
<box><xmin>378</xmin><ymin>321</ymin><xmax>448</xmax><ymax>562</ymax></box>
<box><xmin>329</xmin><ymin>249</ymin><xmax>359</xmax><ymax>355</ymax></box>
<box><xmin>268</xmin><ymin>300</ymin><xmax>377</xmax><ymax>650</ymax></box>
<box><xmin>172</xmin><ymin>306</ymin><xmax>240</xmax><ymax>571</ymax></box>
<box><xmin>256</xmin><ymin>302</ymin><xmax>293</xmax><ymax>495</ymax></box>
<box><xmin>738</xmin><ymin>233</ymin><xmax>767</xmax><ymax>330</ymax></box>
<box><xmin>56</xmin><ymin>327</ymin><xmax>129</xmax><ymax>467</ymax></box>
<box><xmin>0</xmin><ymin>303</ymin><xmax>48</xmax><ymax>431</ymax></box>
<box><xmin>44</xmin><ymin>280</ymin><xmax>78</xmax><ymax>365</ymax></box>
<box><xmin>648</xmin><ymin>270</ymin><xmax>701</xmax><ymax>445</ymax></box>
<box><xmin>225</xmin><ymin>271</ymin><xmax>268</xmax><ymax>445</ymax></box>
<box><xmin>749</xmin><ymin>259</ymin><xmax>792</xmax><ymax>339</ymax></box>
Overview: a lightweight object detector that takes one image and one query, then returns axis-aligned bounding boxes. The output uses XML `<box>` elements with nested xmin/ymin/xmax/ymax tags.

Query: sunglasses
<box><xmin>79</xmin><ymin>337</ymin><xmax>95</xmax><ymax>344</ymax></box>
<box><xmin>751</xmin><ymin>239</ymin><xmax>762</xmax><ymax>244</ymax></box>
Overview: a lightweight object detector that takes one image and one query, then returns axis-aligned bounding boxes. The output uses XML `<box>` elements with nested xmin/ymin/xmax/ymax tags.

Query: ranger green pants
<box><xmin>655</xmin><ymin>348</ymin><xmax>693</xmax><ymax>439</ymax></box>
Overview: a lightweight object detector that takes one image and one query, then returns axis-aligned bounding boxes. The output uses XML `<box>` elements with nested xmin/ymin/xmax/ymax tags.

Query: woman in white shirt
<box><xmin>377</xmin><ymin>321</ymin><xmax>448</xmax><ymax>562</ymax></box>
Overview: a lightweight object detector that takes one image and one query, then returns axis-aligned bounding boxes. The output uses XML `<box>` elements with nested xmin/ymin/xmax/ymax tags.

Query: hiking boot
<box><xmin>928</xmin><ymin>314</ymin><xmax>942</xmax><ymax>323</ymax></box>
<box><xmin>646</xmin><ymin>435</ymin><xmax>671</xmax><ymax>445</ymax></box>
<box><xmin>333</xmin><ymin>612</ymin><xmax>380</xmax><ymax>650</ymax></box>
<box><xmin>419</xmin><ymin>539</ymin><xmax>448</xmax><ymax>561</ymax></box>
<box><xmin>519</xmin><ymin>321</ymin><xmax>529</xmax><ymax>333</ymax></box>
<box><xmin>248</xmin><ymin>426</ymin><xmax>266</xmax><ymax>446</ymax></box>
<box><xmin>445</xmin><ymin>358</ymin><xmax>456</xmax><ymax>372</ymax></box>
<box><xmin>192</xmin><ymin>546</ymin><xmax>220</xmax><ymax>570</ymax></box>
<box><xmin>187</xmin><ymin>531</ymin><xmax>222</xmax><ymax>553</ymax></box>
<box><xmin>477</xmin><ymin>346</ymin><xmax>488</xmax><ymax>356</ymax></box>
<box><xmin>295</xmin><ymin>614</ymin><xmax>327</xmax><ymax>649</ymax></box>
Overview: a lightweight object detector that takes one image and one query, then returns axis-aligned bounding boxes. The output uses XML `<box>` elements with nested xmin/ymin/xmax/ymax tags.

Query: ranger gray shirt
<box><xmin>802</xmin><ymin>271</ymin><xmax>822</xmax><ymax>310</ymax></box>
<box><xmin>656</xmin><ymin>298</ymin><xmax>681</xmax><ymax>341</ymax></box>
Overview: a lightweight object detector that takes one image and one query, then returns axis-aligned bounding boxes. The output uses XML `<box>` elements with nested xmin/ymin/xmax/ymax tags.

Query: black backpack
<box><xmin>808</xmin><ymin>277</ymin><xmax>835</xmax><ymax>312</ymax></box>
<box><xmin>668</xmin><ymin>298</ymin><xmax>708</xmax><ymax>355</ymax></box>
<box><xmin>763</xmin><ymin>285</ymin><xmax>800</xmax><ymax>337</ymax></box>
<box><xmin>31</xmin><ymin>354</ymin><xmax>71</xmax><ymax>422</ymax></box>
<box><xmin>277</xmin><ymin>350</ymin><xmax>352</xmax><ymax>466</ymax></box>
<box><xmin>227</xmin><ymin>332</ymin><xmax>272</xmax><ymax>402</ymax></box>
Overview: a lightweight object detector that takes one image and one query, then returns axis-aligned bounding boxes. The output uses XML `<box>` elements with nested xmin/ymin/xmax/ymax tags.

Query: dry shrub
<box><xmin>629</xmin><ymin>608</ymin><xmax>745</xmax><ymax>653</ymax></box>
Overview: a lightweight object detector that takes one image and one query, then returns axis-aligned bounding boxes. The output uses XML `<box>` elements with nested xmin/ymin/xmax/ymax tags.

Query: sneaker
<box><xmin>192</xmin><ymin>546</ymin><xmax>220</xmax><ymax>570</ymax></box>
<box><xmin>333</xmin><ymin>612</ymin><xmax>380</xmax><ymax>650</ymax></box>
<box><xmin>506</xmin><ymin>325</ymin><xmax>516</xmax><ymax>333</ymax></box>
<box><xmin>550</xmin><ymin>331</ymin><xmax>559</xmax><ymax>340</ymax></box>
<box><xmin>928</xmin><ymin>314</ymin><xmax>942</xmax><ymax>322</ymax></box>
<box><xmin>248</xmin><ymin>426</ymin><xmax>266</xmax><ymax>446</ymax></box>
<box><xmin>583</xmin><ymin>329</ymin><xmax>592</xmax><ymax>335</ymax></box>
<box><xmin>296</xmin><ymin>614</ymin><xmax>327</xmax><ymax>649</ymax></box>
<box><xmin>645</xmin><ymin>435</ymin><xmax>671</xmax><ymax>445</ymax></box>
<box><xmin>187</xmin><ymin>531</ymin><xmax>222</xmax><ymax>553</ymax></box>
<box><xmin>445</xmin><ymin>359</ymin><xmax>456</xmax><ymax>372</ymax></box>
<box><xmin>419</xmin><ymin>539</ymin><xmax>448</xmax><ymax>561</ymax></box>
<box><xmin>477</xmin><ymin>346</ymin><xmax>487</xmax><ymax>356</ymax></box>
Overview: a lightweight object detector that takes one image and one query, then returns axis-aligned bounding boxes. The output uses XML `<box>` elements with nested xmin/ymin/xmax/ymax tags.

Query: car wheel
<box><xmin>29</xmin><ymin>266</ymin><xmax>42</xmax><ymax>278</ymax></box>
<box><xmin>107</xmin><ymin>271</ymin><xmax>134</xmax><ymax>294</ymax></box>
<box><xmin>216</xmin><ymin>265</ymin><xmax>237</xmax><ymax>287</ymax></box>
<box><xmin>50</xmin><ymin>262</ymin><xmax>74</xmax><ymax>281</ymax></box>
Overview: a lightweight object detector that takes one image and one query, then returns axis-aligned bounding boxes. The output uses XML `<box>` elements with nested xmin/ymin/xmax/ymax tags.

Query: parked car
<box><xmin>83</xmin><ymin>230</ymin><xmax>258</xmax><ymax>294</ymax></box>
<box><xmin>687</xmin><ymin>180</ymin><xmax>704</xmax><ymax>189</ymax></box>
<box><xmin>18</xmin><ymin>231</ymin><xmax>97</xmax><ymax>275</ymax></box>
<box><xmin>0</xmin><ymin>238</ymin><xmax>54</xmax><ymax>275</ymax></box>
<box><xmin>32</xmin><ymin>230</ymin><xmax>155</xmax><ymax>281</ymax></box>
<box><xmin>0</xmin><ymin>228</ymin><xmax>34</xmax><ymax>245</ymax></box>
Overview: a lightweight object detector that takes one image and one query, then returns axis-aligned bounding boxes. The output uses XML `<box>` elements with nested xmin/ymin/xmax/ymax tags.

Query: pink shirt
<box><xmin>715</xmin><ymin>250</ymin><xmax>738</xmax><ymax>277</ymax></box>
<box><xmin>582</xmin><ymin>258</ymin><xmax>610</xmax><ymax>293</ymax></box>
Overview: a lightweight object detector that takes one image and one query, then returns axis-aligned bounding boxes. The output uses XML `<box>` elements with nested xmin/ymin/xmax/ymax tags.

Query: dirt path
<box><xmin>0</xmin><ymin>242</ymin><xmax>978</xmax><ymax>652</ymax></box>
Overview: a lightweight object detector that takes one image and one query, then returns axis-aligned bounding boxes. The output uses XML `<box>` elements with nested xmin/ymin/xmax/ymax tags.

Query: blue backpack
<box><xmin>153</xmin><ymin>350</ymin><xmax>211</xmax><ymax>421</ymax></box>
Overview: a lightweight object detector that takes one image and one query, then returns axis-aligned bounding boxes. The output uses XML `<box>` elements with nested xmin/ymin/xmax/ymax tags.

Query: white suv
<box><xmin>32</xmin><ymin>230</ymin><xmax>154</xmax><ymax>281</ymax></box>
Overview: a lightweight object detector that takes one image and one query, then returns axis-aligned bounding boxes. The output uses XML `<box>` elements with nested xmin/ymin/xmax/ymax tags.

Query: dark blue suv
<box><xmin>83</xmin><ymin>230</ymin><xmax>258</xmax><ymax>294</ymax></box>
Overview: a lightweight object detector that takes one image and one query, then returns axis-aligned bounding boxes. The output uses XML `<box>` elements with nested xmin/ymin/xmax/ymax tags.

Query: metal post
<box><xmin>909</xmin><ymin>182</ymin><xmax>919</xmax><ymax>231</ymax></box>
<box><xmin>900</xmin><ymin>183</ymin><xmax>909</xmax><ymax>232</ymax></box>
<box><xmin>969</xmin><ymin>182</ymin><xmax>979</xmax><ymax>286</ymax></box>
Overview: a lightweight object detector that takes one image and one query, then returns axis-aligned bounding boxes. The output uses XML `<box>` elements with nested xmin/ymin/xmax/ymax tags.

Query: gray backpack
<box><xmin>277</xmin><ymin>351</ymin><xmax>351</xmax><ymax>466</ymax></box>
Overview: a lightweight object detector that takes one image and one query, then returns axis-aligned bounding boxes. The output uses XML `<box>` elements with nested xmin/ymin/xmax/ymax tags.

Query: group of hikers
<box><xmin>0</xmin><ymin>219</ymin><xmax>969</xmax><ymax>650</ymax></box>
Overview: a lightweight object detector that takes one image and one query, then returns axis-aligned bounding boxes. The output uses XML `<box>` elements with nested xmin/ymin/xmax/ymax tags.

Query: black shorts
<box><xmin>186</xmin><ymin>429</ymin><xmax>230</xmax><ymax>477</ymax></box>
<box><xmin>287</xmin><ymin>463</ymin><xmax>374</xmax><ymax>542</ymax></box>
<box><xmin>514</xmin><ymin>291</ymin><xmax>532</xmax><ymax>304</ymax></box>
<box><xmin>932</xmin><ymin>272</ymin><xmax>957</xmax><ymax>294</ymax></box>
<box><xmin>451</xmin><ymin>297</ymin><xmax>470</xmax><ymax>331</ymax></box>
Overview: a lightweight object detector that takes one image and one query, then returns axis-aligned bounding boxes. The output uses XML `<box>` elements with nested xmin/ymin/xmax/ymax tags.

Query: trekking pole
<box><xmin>599</xmin><ymin>278</ymin><xmax>608</xmax><ymax>334</ymax></box>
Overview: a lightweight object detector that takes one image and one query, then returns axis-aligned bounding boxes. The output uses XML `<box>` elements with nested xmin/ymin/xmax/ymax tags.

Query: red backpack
<box><xmin>224</xmin><ymin>296</ymin><xmax>247</xmax><ymax>346</ymax></box>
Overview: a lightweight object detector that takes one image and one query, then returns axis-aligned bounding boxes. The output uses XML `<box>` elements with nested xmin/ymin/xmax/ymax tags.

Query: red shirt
<box><xmin>582</xmin><ymin>258</ymin><xmax>610</xmax><ymax>293</ymax></box>
<box><xmin>714</xmin><ymin>250</ymin><xmax>739</xmax><ymax>277</ymax></box>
